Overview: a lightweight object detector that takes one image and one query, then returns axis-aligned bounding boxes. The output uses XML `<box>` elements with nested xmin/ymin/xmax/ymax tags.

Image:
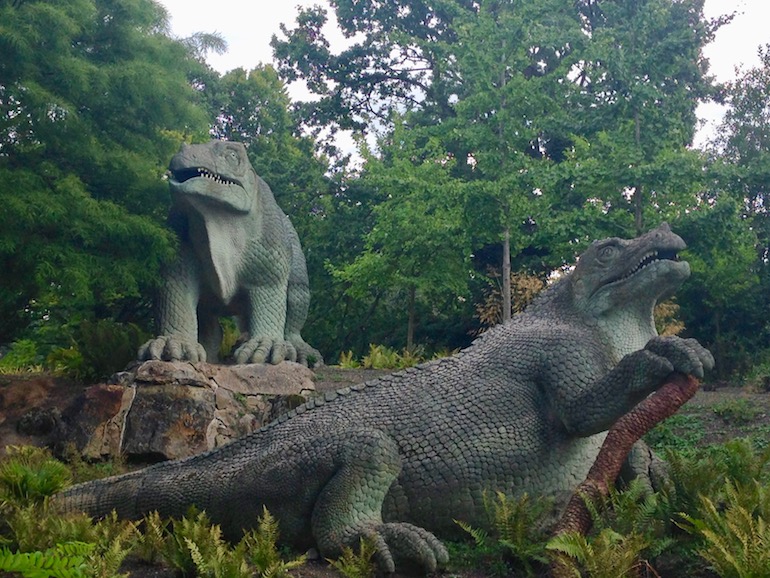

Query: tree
<box><xmin>0</xmin><ymin>0</ymin><xmax>210</xmax><ymax>349</ymax></box>
<box><xmin>679</xmin><ymin>44</ymin><xmax>770</xmax><ymax>380</ymax></box>
<box><xmin>271</xmin><ymin>0</ymin><xmax>476</xmax><ymax>145</ymax></box>
<box><xmin>333</xmin><ymin>122</ymin><xmax>472</xmax><ymax>351</ymax></box>
<box><xmin>568</xmin><ymin>0</ymin><xmax>727</xmax><ymax>234</ymax></box>
<box><xmin>675</xmin><ymin>200</ymin><xmax>763</xmax><ymax>380</ymax></box>
<box><xmin>711</xmin><ymin>44</ymin><xmax>770</xmax><ymax>259</ymax></box>
<box><xmin>273</xmin><ymin>0</ymin><xmax>734</xmax><ymax>353</ymax></box>
<box><xmin>444</xmin><ymin>0</ymin><xmax>586</xmax><ymax>319</ymax></box>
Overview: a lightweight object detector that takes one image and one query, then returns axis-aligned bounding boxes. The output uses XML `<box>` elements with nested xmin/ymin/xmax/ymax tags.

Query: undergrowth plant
<box><xmin>0</xmin><ymin>542</ymin><xmax>93</xmax><ymax>578</ymax></box>
<box><xmin>679</xmin><ymin>480</ymin><xmax>770</xmax><ymax>578</ymax></box>
<box><xmin>546</xmin><ymin>528</ymin><xmax>650</xmax><ymax>578</ymax></box>
<box><xmin>712</xmin><ymin>399</ymin><xmax>762</xmax><ymax>424</ymax></box>
<box><xmin>0</xmin><ymin>446</ymin><xmax>72</xmax><ymax>505</ymax></box>
<box><xmin>161</xmin><ymin>506</ymin><xmax>305</xmax><ymax>578</ymax></box>
<box><xmin>240</xmin><ymin>506</ymin><xmax>305</xmax><ymax>577</ymax></box>
<box><xmin>454</xmin><ymin>491</ymin><xmax>550</xmax><ymax>576</ymax></box>
<box><xmin>327</xmin><ymin>536</ymin><xmax>377</xmax><ymax>578</ymax></box>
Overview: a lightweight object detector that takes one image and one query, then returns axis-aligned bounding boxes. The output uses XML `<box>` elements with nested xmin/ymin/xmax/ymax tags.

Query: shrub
<box><xmin>0</xmin><ymin>340</ymin><xmax>43</xmax><ymax>373</ymax></box>
<box><xmin>71</xmin><ymin>320</ymin><xmax>147</xmax><ymax>381</ymax></box>
<box><xmin>0</xmin><ymin>446</ymin><xmax>71</xmax><ymax>505</ymax></box>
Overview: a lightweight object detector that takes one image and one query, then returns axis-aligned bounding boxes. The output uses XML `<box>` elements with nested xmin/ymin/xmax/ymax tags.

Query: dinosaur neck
<box><xmin>188</xmin><ymin>209</ymin><xmax>251</xmax><ymax>303</ymax></box>
<box><xmin>596</xmin><ymin>304</ymin><xmax>657</xmax><ymax>362</ymax></box>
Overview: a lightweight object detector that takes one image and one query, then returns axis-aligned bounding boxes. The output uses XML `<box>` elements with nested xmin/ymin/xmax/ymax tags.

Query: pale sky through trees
<box><xmin>159</xmin><ymin>0</ymin><xmax>770</xmax><ymax>149</ymax></box>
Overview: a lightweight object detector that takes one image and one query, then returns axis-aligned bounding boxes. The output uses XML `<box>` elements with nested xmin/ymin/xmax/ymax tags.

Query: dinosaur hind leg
<box><xmin>311</xmin><ymin>430</ymin><xmax>448</xmax><ymax>573</ymax></box>
<box><xmin>284</xmin><ymin>227</ymin><xmax>323</xmax><ymax>366</ymax></box>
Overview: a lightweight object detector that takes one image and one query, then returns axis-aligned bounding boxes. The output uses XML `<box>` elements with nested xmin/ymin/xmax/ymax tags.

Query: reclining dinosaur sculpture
<box><xmin>59</xmin><ymin>223</ymin><xmax>712</xmax><ymax>573</ymax></box>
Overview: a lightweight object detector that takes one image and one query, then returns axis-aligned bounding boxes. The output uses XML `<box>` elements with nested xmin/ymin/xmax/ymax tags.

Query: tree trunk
<box><xmin>502</xmin><ymin>227</ymin><xmax>511</xmax><ymax>322</ymax></box>
<box><xmin>549</xmin><ymin>373</ymin><xmax>700</xmax><ymax>577</ymax></box>
<box><xmin>406</xmin><ymin>285</ymin><xmax>416</xmax><ymax>351</ymax></box>
<box><xmin>633</xmin><ymin>110</ymin><xmax>644</xmax><ymax>236</ymax></box>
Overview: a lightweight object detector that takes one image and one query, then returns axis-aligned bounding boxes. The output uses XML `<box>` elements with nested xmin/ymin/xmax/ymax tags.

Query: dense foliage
<box><xmin>0</xmin><ymin>0</ymin><xmax>769</xmax><ymax>382</ymax></box>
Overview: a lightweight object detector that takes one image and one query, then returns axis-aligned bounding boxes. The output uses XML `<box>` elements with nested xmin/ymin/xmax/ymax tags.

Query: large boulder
<box><xmin>55</xmin><ymin>361</ymin><xmax>315</xmax><ymax>462</ymax></box>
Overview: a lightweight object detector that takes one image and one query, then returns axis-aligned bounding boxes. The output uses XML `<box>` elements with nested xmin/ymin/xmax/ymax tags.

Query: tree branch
<box><xmin>549</xmin><ymin>373</ymin><xmax>700</xmax><ymax>577</ymax></box>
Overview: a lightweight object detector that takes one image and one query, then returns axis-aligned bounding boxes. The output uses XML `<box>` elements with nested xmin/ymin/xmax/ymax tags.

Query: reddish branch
<box><xmin>549</xmin><ymin>373</ymin><xmax>700</xmax><ymax>577</ymax></box>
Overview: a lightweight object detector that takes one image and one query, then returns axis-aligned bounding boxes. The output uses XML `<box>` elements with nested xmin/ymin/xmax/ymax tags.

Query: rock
<box><xmin>55</xmin><ymin>361</ymin><xmax>315</xmax><ymax>462</ymax></box>
<box><xmin>56</xmin><ymin>384</ymin><xmax>127</xmax><ymax>458</ymax></box>
<box><xmin>17</xmin><ymin>407</ymin><xmax>61</xmax><ymax>436</ymax></box>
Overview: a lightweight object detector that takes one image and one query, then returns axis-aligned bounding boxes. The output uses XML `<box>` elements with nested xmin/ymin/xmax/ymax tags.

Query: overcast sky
<box><xmin>158</xmin><ymin>0</ymin><xmax>770</xmax><ymax>148</ymax></box>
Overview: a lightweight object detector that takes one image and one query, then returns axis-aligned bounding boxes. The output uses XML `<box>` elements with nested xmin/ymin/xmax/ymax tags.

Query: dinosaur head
<box><xmin>571</xmin><ymin>223</ymin><xmax>690</xmax><ymax>316</ymax></box>
<box><xmin>168</xmin><ymin>141</ymin><xmax>257</xmax><ymax>214</ymax></box>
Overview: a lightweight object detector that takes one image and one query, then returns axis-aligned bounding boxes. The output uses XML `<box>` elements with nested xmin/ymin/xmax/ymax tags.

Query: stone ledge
<box><xmin>56</xmin><ymin>361</ymin><xmax>315</xmax><ymax>462</ymax></box>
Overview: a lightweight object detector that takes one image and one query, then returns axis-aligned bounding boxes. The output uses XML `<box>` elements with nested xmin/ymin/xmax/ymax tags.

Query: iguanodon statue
<box><xmin>58</xmin><ymin>223</ymin><xmax>713</xmax><ymax>573</ymax></box>
<box><xmin>138</xmin><ymin>140</ymin><xmax>322</xmax><ymax>366</ymax></box>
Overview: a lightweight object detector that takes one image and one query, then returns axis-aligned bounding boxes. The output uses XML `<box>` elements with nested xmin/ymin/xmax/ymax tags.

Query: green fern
<box><xmin>454</xmin><ymin>518</ymin><xmax>490</xmax><ymax>547</ymax></box>
<box><xmin>0</xmin><ymin>542</ymin><xmax>93</xmax><ymax>578</ymax></box>
<box><xmin>337</xmin><ymin>350</ymin><xmax>360</xmax><ymax>368</ymax></box>
<box><xmin>679</xmin><ymin>480</ymin><xmax>770</xmax><ymax>578</ymax></box>
<box><xmin>455</xmin><ymin>492</ymin><xmax>550</xmax><ymax>576</ymax></box>
<box><xmin>593</xmin><ymin>478</ymin><xmax>675</xmax><ymax>559</ymax></box>
<box><xmin>0</xmin><ymin>446</ymin><xmax>72</xmax><ymax>505</ymax></box>
<box><xmin>132</xmin><ymin>511</ymin><xmax>169</xmax><ymax>565</ymax></box>
<box><xmin>85</xmin><ymin>511</ymin><xmax>138</xmax><ymax>578</ymax></box>
<box><xmin>164</xmin><ymin>508</ymin><xmax>223</xmax><ymax>576</ymax></box>
<box><xmin>183</xmin><ymin>536</ymin><xmax>251</xmax><ymax>578</ymax></box>
<box><xmin>240</xmin><ymin>507</ymin><xmax>305</xmax><ymax>578</ymax></box>
<box><xmin>361</xmin><ymin>344</ymin><xmax>401</xmax><ymax>369</ymax></box>
<box><xmin>4</xmin><ymin>503</ymin><xmax>98</xmax><ymax>552</ymax></box>
<box><xmin>484</xmin><ymin>491</ymin><xmax>550</xmax><ymax>573</ymax></box>
<box><xmin>327</xmin><ymin>537</ymin><xmax>377</xmax><ymax>578</ymax></box>
<box><xmin>161</xmin><ymin>506</ymin><xmax>304</xmax><ymax>578</ymax></box>
<box><xmin>546</xmin><ymin>528</ymin><xmax>649</xmax><ymax>578</ymax></box>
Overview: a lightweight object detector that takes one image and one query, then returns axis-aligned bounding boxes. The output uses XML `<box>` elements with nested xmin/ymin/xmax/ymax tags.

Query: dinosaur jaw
<box><xmin>602</xmin><ymin>249</ymin><xmax>690</xmax><ymax>297</ymax></box>
<box><xmin>169</xmin><ymin>167</ymin><xmax>252</xmax><ymax>214</ymax></box>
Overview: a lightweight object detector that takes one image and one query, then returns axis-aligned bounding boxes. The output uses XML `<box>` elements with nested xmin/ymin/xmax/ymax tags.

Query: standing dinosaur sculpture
<box><xmin>138</xmin><ymin>140</ymin><xmax>322</xmax><ymax>366</ymax></box>
<box><xmin>58</xmin><ymin>223</ymin><xmax>713</xmax><ymax>574</ymax></box>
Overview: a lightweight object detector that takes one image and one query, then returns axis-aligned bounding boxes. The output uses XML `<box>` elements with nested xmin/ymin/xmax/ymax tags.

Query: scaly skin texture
<box><xmin>59</xmin><ymin>224</ymin><xmax>713</xmax><ymax>574</ymax></box>
<box><xmin>138</xmin><ymin>140</ymin><xmax>322</xmax><ymax>366</ymax></box>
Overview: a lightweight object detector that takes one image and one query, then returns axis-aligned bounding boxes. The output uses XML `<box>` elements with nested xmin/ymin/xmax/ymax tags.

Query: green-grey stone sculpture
<box><xmin>138</xmin><ymin>140</ymin><xmax>322</xmax><ymax>366</ymax></box>
<box><xmin>59</xmin><ymin>223</ymin><xmax>713</xmax><ymax>574</ymax></box>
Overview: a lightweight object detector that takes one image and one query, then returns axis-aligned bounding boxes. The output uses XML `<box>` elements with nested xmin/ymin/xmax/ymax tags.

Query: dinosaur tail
<box><xmin>52</xmin><ymin>462</ymin><xmax>206</xmax><ymax>522</ymax></box>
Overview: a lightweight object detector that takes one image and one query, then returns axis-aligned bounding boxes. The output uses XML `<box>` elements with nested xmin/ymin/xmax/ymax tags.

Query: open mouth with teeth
<box><xmin>172</xmin><ymin>167</ymin><xmax>241</xmax><ymax>187</ymax></box>
<box><xmin>608</xmin><ymin>249</ymin><xmax>681</xmax><ymax>284</ymax></box>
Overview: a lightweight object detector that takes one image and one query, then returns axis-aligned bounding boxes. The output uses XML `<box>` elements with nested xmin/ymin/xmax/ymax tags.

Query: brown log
<box><xmin>549</xmin><ymin>373</ymin><xmax>700</xmax><ymax>577</ymax></box>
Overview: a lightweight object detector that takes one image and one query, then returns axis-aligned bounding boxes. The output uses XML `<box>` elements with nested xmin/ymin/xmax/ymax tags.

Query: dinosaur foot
<box><xmin>287</xmin><ymin>335</ymin><xmax>324</xmax><ymax>367</ymax></box>
<box><xmin>233</xmin><ymin>336</ymin><xmax>297</xmax><ymax>365</ymax></box>
<box><xmin>138</xmin><ymin>335</ymin><xmax>206</xmax><ymax>362</ymax></box>
<box><xmin>361</xmin><ymin>522</ymin><xmax>449</xmax><ymax>574</ymax></box>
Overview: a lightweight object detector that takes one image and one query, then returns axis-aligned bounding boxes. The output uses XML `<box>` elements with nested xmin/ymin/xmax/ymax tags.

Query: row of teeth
<box><xmin>197</xmin><ymin>168</ymin><xmax>235</xmax><ymax>185</ymax></box>
<box><xmin>621</xmin><ymin>251</ymin><xmax>661</xmax><ymax>280</ymax></box>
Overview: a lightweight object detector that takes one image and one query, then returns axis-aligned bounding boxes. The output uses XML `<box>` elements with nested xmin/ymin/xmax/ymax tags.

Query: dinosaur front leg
<box><xmin>234</xmin><ymin>283</ymin><xmax>297</xmax><ymax>364</ymax></box>
<box><xmin>312</xmin><ymin>430</ymin><xmax>448</xmax><ymax>574</ymax></box>
<box><xmin>555</xmin><ymin>335</ymin><xmax>714</xmax><ymax>437</ymax></box>
<box><xmin>138</xmin><ymin>243</ymin><xmax>207</xmax><ymax>362</ymax></box>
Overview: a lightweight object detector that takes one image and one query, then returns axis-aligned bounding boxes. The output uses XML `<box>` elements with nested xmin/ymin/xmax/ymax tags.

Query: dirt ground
<box><xmin>1</xmin><ymin>366</ymin><xmax>769</xmax><ymax>577</ymax></box>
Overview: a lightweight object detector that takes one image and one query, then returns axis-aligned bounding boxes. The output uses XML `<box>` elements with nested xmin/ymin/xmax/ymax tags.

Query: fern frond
<box><xmin>326</xmin><ymin>537</ymin><xmax>376</xmax><ymax>578</ymax></box>
<box><xmin>453</xmin><ymin>518</ymin><xmax>489</xmax><ymax>547</ymax></box>
<box><xmin>0</xmin><ymin>542</ymin><xmax>92</xmax><ymax>578</ymax></box>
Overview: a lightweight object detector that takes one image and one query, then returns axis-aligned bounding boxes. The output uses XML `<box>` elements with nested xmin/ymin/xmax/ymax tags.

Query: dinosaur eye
<box><xmin>599</xmin><ymin>245</ymin><xmax>618</xmax><ymax>260</ymax></box>
<box><xmin>225</xmin><ymin>148</ymin><xmax>241</xmax><ymax>166</ymax></box>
